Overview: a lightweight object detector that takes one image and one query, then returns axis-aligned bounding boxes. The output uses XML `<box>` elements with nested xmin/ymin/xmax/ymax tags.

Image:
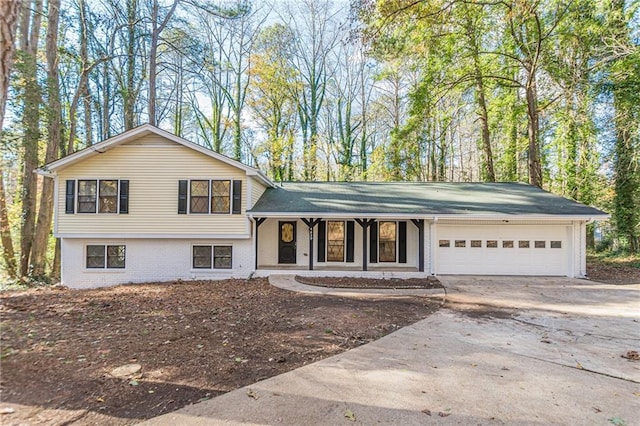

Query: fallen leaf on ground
<box><xmin>246</xmin><ymin>389</ymin><xmax>258</xmax><ymax>399</ymax></box>
<box><xmin>438</xmin><ymin>412</ymin><xmax>451</xmax><ymax>417</ymax></box>
<box><xmin>608</xmin><ymin>416</ymin><xmax>627</xmax><ymax>426</ymax></box>
<box><xmin>345</xmin><ymin>409</ymin><xmax>356</xmax><ymax>421</ymax></box>
<box><xmin>621</xmin><ymin>351</ymin><xmax>639</xmax><ymax>361</ymax></box>
<box><xmin>422</xmin><ymin>409</ymin><xmax>432</xmax><ymax>416</ymax></box>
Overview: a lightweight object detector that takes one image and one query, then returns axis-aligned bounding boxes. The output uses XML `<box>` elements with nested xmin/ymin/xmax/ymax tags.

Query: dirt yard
<box><xmin>0</xmin><ymin>278</ymin><xmax>438</xmax><ymax>425</ymax></box>
<box><xmin>587</xmin><ymin>254</ymin><xmax>640</xmax><ymax>284</ymax></box>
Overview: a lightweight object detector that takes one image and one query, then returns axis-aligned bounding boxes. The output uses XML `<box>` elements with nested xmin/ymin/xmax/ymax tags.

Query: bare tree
<box><xmin>281</xmin><ymin>0</ymin><xmax>341</xmax><ymax>180</ymax></box>
<box><xmin>148</xmin><ymin>0</ymin><xmax>178</xmax><ymax>126</ymax></box>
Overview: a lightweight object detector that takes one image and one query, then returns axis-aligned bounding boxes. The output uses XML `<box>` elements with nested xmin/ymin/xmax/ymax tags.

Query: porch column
<box><xmin>301</xmin><ymin>218</ymin><xmax>322</xmax><ymax>270</ymax></box>
<box><xmin>355</xmin><ymin>218</ymin><xmax>375</xmax><ymax>271</ymax></box>
<box><xmin>411</xmin><ymin>219</ymin><xmax>425</xmax><ymax>272</ymax></box>
<box><xmin>254</xmin><ymin>218</ymin><xmax>266</xmax><ymax>270</ymax></box>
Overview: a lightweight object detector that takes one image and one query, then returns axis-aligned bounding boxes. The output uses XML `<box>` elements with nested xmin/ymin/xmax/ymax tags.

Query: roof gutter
<box><xmin>247</xmin><ymin>212</ymin><xmax>609</xmax><ymax>221</ymax></box>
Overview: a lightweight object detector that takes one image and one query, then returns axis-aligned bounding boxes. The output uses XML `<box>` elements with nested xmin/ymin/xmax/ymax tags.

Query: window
<box><xmin>327</xmin><ymin>221</ymin><xmax>345</xmax><ymax>262</ymax></box>
<box><xmin>379</xmin><ymin>221</ymin><xmax>396</xmax><ymax>262</ymax></box>
<box><xmin>439</xmin><ymin>240</ymin><xmax>450</xmax><ymax>247</ymax></box>
<box><xmin>487</xmin><ymin>240</ymin><xmax>498</xmax><ymax>248</ymax></box>
<box><xmin>192</xmin><ymin>245</ymin><xmax>233</xmax><ymax>269</ymax></box>
<box><xmin>551</xmin><ymin>241</ymin><xmax>562</xmax><ymax>249</ymax></box>
<box><xmin>78</xmin><ymin>180</ymin><xmax>97</xmax><ymax>213</ymax></box>
<box><xmin>86</xmin><ymin>245</ymin><xmax>125</xmax><ymax>269</ymax></box>
<box><xmin>76</xmin><ymin>179</ymin><xmax>127</xmax><ymax>214</ymax></box>
<box><xmin>535</xmin><ymin>241</ymin><xmax>546</xmax><ymax>248</ymax></box>
<box><xmin>99</xmin><ymin>180</ymin><xmax>118</xmax><ymax>213</ymax></box>
<box><xmin>190</xmin><ymin>180</ymin><xmax>209</xmax><ymax>213</ymax></box>
<box><xmin>455</xmin><ymin>240</ymin><xmax>466</xmax><ymax>248</ymax></box>
<box><xmin>193</xmin><ymin>246</ymin><xmax>212</xmax><ymax>268</ymax></box>
<box><xmin>214</xmin><ymin>246</ymin><xmax>232</xmax><ymax>269</ymax></box>
<box><xmin>471</xmin><ymin>240</ymin><xmax>482</xmax><ymax>248</ymax></box>
<box><xmin>211</xmin><ymin>180</ymin><xmax>231</xmax><ymax>213</ymax></box>
<box><xmin>503</xmin><ymin>240</ymin><xmax>514</xmax><ymax>248</ymax></box>
<box><xmin>184</xmin><ymin>179</ymin><xmax>232</xmax><ymax>214</ymax></box>
<box><xmin>519</xmin><ymin>240</ymin><xmax>530</xmax><ymax>248</ymax></box>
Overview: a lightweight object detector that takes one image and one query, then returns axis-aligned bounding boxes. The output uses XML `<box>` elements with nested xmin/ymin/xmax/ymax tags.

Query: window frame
<box><xmin>211</xmin><ymin>180</ymin><xmax>231</xmax><ymax>214</ymax></box>
<box><xmin>326</xmin><ymin>220</ymin><xmax>345</xmax><ymax>262</ymax></box>
<box><xmin>86</xmin><ymin>244</ymin><xmax>126</xmax><ymax>269</ymax></box>
<box><xmin>77</xmin><ymin>179</ymin><xmax>98</xmax><ymax>213</ymax></box>
<box><xmin>76</xmin><ymin>179</ymin><xmax>123</xmax><ymax>214</ymax></box>
<box><xmin>191</xmin><ymin>244</ymin><xmax>233</xmax><ymax>270</ymax></box>
<box><xmin>378</xmin><ymin>221</ymin><xmax>397</xmax><ymax>263</ymax></box>
<box><xmin>187</xmin><ymin>179</ymin><xmax>233</xmax><ymax>214</ymax></box>
<box><xmin>190</xmin><ymin>180</ymin><xmax>210</xmax><ymax>214</ymax></box>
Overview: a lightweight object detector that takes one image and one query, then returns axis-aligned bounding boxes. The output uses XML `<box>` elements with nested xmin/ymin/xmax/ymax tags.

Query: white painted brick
<box><xmin>61</xmin><ymin>238</ymin><xmax>253</xmax><ymax>289</ymax></box>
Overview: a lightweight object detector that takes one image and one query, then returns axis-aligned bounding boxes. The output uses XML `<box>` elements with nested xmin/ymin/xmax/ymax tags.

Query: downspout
<box><xmin>248</xmin><ymin>215</ymin><xmax>257</xmax><ymax>276</ymax></box>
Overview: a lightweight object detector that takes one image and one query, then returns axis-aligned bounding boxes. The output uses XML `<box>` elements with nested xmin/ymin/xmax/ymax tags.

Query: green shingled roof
<box><xmin>248</xmin><ymin>182</ymin><xmax>607</xmax><ymax>217</ymax></box>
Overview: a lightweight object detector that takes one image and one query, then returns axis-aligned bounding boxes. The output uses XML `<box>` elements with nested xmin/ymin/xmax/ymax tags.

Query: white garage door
<box><xmin>436</xmin><ymin>225</ymin><xmax>571</xmax><ymax>276</ymax></box>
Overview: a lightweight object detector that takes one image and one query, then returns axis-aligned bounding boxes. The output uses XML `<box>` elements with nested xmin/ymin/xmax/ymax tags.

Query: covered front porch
<box><xmin>251</xmin><ymin>217</ymin><xmax>427</xmax><ymax>274</ymax></box>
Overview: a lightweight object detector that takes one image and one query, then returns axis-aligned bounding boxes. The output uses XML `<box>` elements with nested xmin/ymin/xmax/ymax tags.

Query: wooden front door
<box><xmin>278</xmin><ymin>221</ymin><xmax>297</xmax><ymax>264</ymax></box>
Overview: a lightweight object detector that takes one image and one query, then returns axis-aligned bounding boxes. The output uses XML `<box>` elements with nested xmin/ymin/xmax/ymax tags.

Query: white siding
<box><xmin>251</xmin><ymin>179</ymin><xmax>268</xmax><ymax>208</ymax></box>
<box><xmin>56</xmin><ymin>135</ymin><xmax>251</xmax><ymax>236</ymax></box>
<box><xmin>61</xmin><ymin>238</ymin><xmax>254</xmax><ymax>288</ymax></box>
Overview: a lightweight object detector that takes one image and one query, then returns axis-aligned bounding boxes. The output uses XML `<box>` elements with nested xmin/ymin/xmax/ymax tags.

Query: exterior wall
<box><xmin>56</xmin><ymin>134</ymin><xmax>250</xmax><ymax>237</ymax></box>
<box><xmin>256</xmin><ymin>218</ymin><xmax>419</xmax><ymax>269</ymax></box>
<box><xmin>61</xmin><ymin>237</ymin><xmax>253</xmax><ymax>288</ymax></box>
<box><xmin>251</xmin><ymin>179</ymin><xmax>268</xmax><ymax>208</ymax></box>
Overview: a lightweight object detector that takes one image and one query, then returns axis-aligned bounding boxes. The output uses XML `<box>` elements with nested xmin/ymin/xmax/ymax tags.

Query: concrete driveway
<box><xmin>141</xmin><ymin>277</ymin><xmax>640</xmax><ymax>425</ymax></box>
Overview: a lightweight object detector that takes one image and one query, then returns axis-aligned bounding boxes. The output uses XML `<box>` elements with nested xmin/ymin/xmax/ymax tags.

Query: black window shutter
<box><xmin>65</xmin><ymin>180</ymin><xmax>75</xmax><ymax>214</ymax></box>
<box><xmin>232</xmin><ymin>180</ymin><xmax>242</xmax><ymax>214</ymax></box>
<box><xmin>346</xmin><ymin>221</ymin><xmax>355</xmax><ymax>263</ymax></box>
<box><xmin>369</xmin><ymin>222</ymin><xmax>378</xmax><ymax>263</ymax></box>
<box><xmin>399</xmin><ymin>221</ymin><xmax>407</xmax><ymax>263</ymax></box>
<box><xmin>178</xmin><ymin>180</ymin><xmax>188</xmax><ymax>214</ymax></box>
<box><xmin>119</xmin><ymin>180</ymin><xmax>129</xmax><ymax>214</ymax></box>
<box><xmin>317</xmin><ymin>220</ymin><xmax>326</xmax><ymax>262</ymax></box>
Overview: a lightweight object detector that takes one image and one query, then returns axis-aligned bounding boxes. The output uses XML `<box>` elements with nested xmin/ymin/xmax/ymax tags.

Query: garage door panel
<box><xmin>436</xmin><ymin>225</ymin><xmax>570</xmax><ymax>276</ymax></box>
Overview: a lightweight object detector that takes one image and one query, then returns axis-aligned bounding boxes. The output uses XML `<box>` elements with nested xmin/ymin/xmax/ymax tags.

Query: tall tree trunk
<box><xmin>474</xmin><ymin>72</ymin><xmax>496</xmax><ymax>182</ymax></box>
<box><xmin>0</xmin><ymin>0</ymin><xmax>21</xmax><ymax>129</ymax></box>
<box><xmin>148</xmin><ymin>0</ymin><xmax>178</xmax><ymax>127</ymax></box>
<box><xmin>359</xmin><ymin>63</ymin><xmax>368</xmax><ymax>181</ymax></box>
<box><xmin>233</xmin><ymin>71</ymin><xmax>243</xmax><ymax>161</ymax></box>
<box><xmin>525</xmin><ymin>70</ymin><xmax>542</xmax><ymax>187</ymax></box>
<box><xmin>19</xmin><ymin>0</ymin><xmax>43</xmax><ymax>277</ymax></box>
<box><xmin>31</xmin><ymin>0</ymin><xmax>61</xmax><ymax>277</ymax></box>
<box><xmin>610</xmin><ymin>0</ymin><xmax>639</xmax><ymax>253</ymax></box>
<box><xmin>67</xmin><ymin>0</ymin><xmax>90</xmax><ymax>154</ymax></box>
<box><xmin>0</xmin><ymin>0</ymin><xmax>22</xmax><ymax>279</ymax></box>
<box><xmin>124</xmin><ymin>0</ymin><xmax>137</xmax><ymax>130</ymax></box>
<box><xmin>0</xmin><ymin>166</ymin><xmax>17</xmax><ymax>278</ymax></box>
<box><xmin>51</xmin><ymin>237</ymin><xmax>61</xmax><ymax>279</ymax></box>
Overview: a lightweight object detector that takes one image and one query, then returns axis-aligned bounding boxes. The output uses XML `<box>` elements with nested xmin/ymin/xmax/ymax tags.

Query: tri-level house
<box><xmin>37</xmin><ymin>125</ymin><xmax>608</xmax><ymax>289</ymax></box>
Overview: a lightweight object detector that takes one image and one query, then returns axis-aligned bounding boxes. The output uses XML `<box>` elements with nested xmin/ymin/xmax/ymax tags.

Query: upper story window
<box><xmin>190</xmin><ymin>180</ymin><xmax>210</xmax><ymax>213</ymax></box>
<box><xmin>66</xmin><ymin>179</ymin><xmax>129</xmax><ymax>214</ymax></box>
<box><xmin>178</xmin><ymin>179</ymin><xmax>242</xmax><ymax>215</ymax></box>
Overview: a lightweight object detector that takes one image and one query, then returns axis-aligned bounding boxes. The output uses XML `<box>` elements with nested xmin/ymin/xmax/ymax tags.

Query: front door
<box><xmin>278</xmin><ymin>221</ymin><xmax>297</xmax><ymax>264</ymax></box>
